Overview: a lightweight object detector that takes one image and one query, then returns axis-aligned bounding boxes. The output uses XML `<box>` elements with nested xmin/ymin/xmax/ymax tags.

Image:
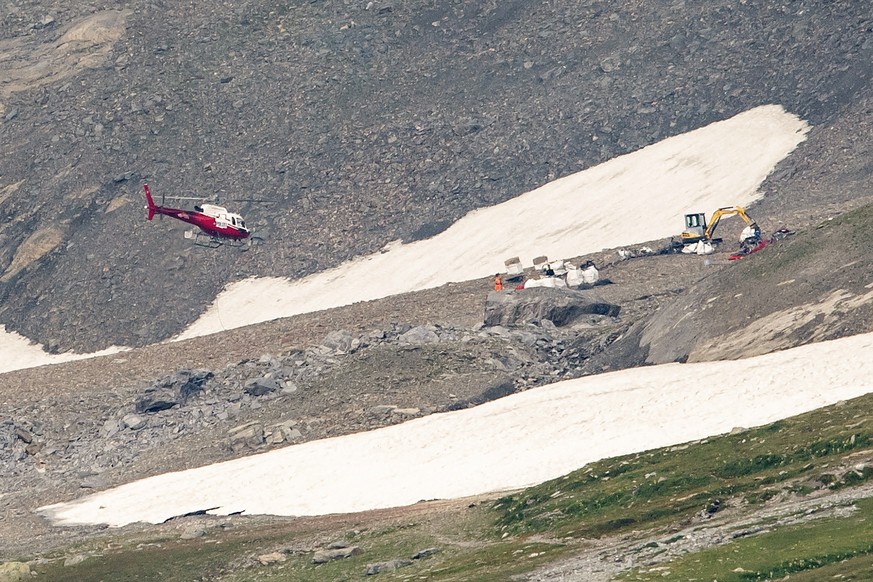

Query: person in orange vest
<box><xmin>494</xmin><ymin>273</ymin><xmax>503</xmax><ymax>291</ymax></box>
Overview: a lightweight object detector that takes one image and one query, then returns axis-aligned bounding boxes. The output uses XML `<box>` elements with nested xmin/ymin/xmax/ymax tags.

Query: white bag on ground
<box><xmin>566</xmin><ymin>267</ymin><xmax>584</xmax><ymax>287</ymax></box>
<box><xmin>581</xmin><ymin>265</ymin><xmax>599</xmax><ymax>285</ymax></box>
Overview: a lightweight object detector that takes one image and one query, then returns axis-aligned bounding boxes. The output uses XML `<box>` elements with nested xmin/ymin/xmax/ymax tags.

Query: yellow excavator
<box><xmin>680</xmin><ymin>206</ymin><xmax>759</xmax><ymax>245</ymax></box>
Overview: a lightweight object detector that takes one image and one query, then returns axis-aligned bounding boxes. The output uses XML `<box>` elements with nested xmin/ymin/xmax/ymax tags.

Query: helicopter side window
<box><xmin>195</xmin><ymin>205</ymin><xmax>203</xmax><ymax>213</ymax></box>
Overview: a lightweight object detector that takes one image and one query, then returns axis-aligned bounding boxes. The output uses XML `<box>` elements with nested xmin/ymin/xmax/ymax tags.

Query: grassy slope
<box><xmin>621</xmin><ymin>498</ymin><xmax>873</xmax><ymax>581</ymax></box>
<box><xmin>24</xmin><ymin>390</ymin><xmax>873</xmax><ymax>581</ymax></box>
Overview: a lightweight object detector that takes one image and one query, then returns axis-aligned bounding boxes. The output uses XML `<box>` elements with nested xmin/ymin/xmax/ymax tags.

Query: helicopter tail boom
<box><xmin>143</xmin><ymin>184</ymin><xmax>157</xmax><ymax>220</ymax></box>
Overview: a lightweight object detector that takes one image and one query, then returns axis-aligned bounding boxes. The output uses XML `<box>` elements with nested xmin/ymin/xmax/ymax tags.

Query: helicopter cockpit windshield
<box><xmin>229</xmin><ymin>214</ymin><xmax>246</xmax><ymax>230</ymax></box>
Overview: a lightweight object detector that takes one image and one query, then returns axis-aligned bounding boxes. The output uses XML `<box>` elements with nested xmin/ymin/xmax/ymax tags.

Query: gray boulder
<box><xmin>312</xmin><ymin>546</ymin><xmax>362</xmax><ymax>563</ymax></box>
<box><xmin>228</xmin><ymin>422</ymin><xmax>265</xmax><ymax>451</ymax></box>
<box><xmin>13</xmin><ymin>427</ymin><xmax>33</xmax><ymax>444</ymax></box>
<box><xmin>365</xmin><ymin>559</ymin><xmax>413</xmax><ymax>575</ymax></box>
<box><xmin>399</xmin><ymin>325</ymin><xmax>440</xmax><ymax>344</ymax></box>
<box><xmin>321</xmin><ymin>330</ymin><xmax>357</xmax><ymax>354</ymax></box>
<box><xmin>176</xmin><ymin>369</ymin><xmax>214</xmax><ymax>400</ymax></box>
<box><xmin>244</xmin><ymin>377</ymin><xmax>281</xmax><ymax>397</ymax></box>
<box><xmin>179</xmin><ymin>527</ymin><xmax>207</xmax><ymax>540</ymax></box>
<box><xmin>135</xmin><ymin>392</ymin><xmax>177</xmax><ymax>414</ymax></box>
<box><xmin>100</xmin><ymin>419</ymin><xmax>122</xmax><ymax>438</ymax></box>
<box><xmin>121</xmin><ymin>414</ymin><xmax>146</xmax><ymax>431</ymax></box>
<box><xmin>412</xmin><ymin>547</ymin><xmax>440</xmax><ymax>560</ymax></box>
<box><xmin>135</xmin><ymin>368</ymin><xmax>213</xmax><ymax>413</ymax></box>
<box><xmin>266</xmin><ymin>420</ymin><xmax>302</xmax><ymax>445</ymax></box>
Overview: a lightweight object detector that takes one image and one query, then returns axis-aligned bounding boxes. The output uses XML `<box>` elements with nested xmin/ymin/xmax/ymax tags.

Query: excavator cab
<box><xmin>681</xmin><ymin>212</ymin><xmax>708</xmax><ymax>243</ymax></box>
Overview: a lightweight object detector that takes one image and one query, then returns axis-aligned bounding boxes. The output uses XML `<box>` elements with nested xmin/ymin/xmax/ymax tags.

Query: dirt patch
<box><xmin>56</xmin><ymin>11</ymin><xmax>128</xmax><ymax>46</ymax></box>
<box><xmin>0</xmin><ymin>10</ymin><xmax>130</xmax><ymax>97</ymax></box>
<box><xmin>1</xmin><ymin>226</ymin><xmax>66</xmax><ymax>281</ymax></box>
<box><xmin>691</xmin><ymin>287</ymin><xmax>873</xmax><ymax>361</ymax></box>
<box><xmin>104</xmin><ymin>196</ymin><xmax>129</xmax><ymax>213</ymax></box>
<box><xmin>0</xmin><ymin>180</ymin><xmax>24</xmax><ymax>206</ymax></box>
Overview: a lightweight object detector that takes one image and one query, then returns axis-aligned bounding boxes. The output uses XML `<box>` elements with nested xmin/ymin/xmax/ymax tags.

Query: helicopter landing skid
<box><xmin>185</xmin><ymin>229</ymin><xmax>263</xmax><ymax>250</ymax></box>
<box><xmin>185</xmin><ymin>230</ymin><xmax>222</xmax><ymax>248</ymax></box>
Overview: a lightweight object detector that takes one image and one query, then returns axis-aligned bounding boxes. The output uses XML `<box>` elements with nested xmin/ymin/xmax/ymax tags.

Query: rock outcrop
<box><xmin>484</xmin><ymin>288</ymin><xmax>620</xmax><ymax>328</ymax></box>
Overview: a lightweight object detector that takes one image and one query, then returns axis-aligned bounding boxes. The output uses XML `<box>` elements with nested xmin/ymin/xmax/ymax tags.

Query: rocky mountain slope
<box><xmin>603</xmin><ymin>203</ymin><xmax>873</xmax><ymax>367</ymax></box>
<box><xmin>2</xmin><ymin>0</ymin><xmax>873</xmax><ymax>576</ymax></box>
<box><xmin>0</xmin><ymin>0</ymin><xmax>871</xmax><ymax>351</ymax></box>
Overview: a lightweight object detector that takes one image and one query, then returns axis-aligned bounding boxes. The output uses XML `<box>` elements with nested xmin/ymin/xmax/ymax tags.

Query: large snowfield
<box><xmin>10</xmin><ymin>104</ymin><xmax>869</xmax><ymax>528</ymax></box>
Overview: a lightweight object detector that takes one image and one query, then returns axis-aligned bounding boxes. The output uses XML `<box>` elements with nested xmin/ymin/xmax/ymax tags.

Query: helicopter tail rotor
<box><xmin>143</xmin><ymin>184</ymin><xmax>157</xmax><ymax>221</ymax></box>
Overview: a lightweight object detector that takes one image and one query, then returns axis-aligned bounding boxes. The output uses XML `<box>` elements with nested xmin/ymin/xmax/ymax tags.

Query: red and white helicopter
<box><xmin>143</xmin><ymin>183</ymin><xmax>260</xmax><ymax>249</ymax></box>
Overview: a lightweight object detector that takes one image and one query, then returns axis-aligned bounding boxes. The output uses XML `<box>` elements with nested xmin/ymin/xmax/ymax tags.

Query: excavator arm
<box><xmin>704</xmin><ymin>206</ymin><xmax>756</xmax><ymax>240</ymax></box>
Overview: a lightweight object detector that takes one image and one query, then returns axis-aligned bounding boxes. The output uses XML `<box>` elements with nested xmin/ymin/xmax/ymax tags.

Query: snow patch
<box><xmin>39</xmin><ymin>329</ymin><xmax>873</xmax><ymax>527</ymax></box>
<box><xmin>0</xmin><ymin>325</ymin><xmax>126</xmax><ymax>374</ymax></box>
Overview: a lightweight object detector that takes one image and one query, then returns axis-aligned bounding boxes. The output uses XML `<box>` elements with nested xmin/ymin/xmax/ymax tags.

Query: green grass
<box><xmin>32</xmin><ymin>530</ymin><xmax>293</xmax><ymax>582</ymax></box>
<box><xmin>493</xmin><ymin>396</ymin><xmax>873</xmax><ymax>541</ymax></box>
<box><xmin>620</xmin><ymin>497</ymin><xmax>873</xmax><ymax>581</ymax></box>
<box><xmin>26</xmin><ymin>393</ymin><xmax>873</xmax><ymax>581</ymax></box>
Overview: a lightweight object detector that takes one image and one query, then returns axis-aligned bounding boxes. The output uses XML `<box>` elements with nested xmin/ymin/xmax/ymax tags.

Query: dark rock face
<box><xmin>0</xmin><ymin>1</ymin><xmax>871</xmax><ymax>352</ymax></box>
<box><xmin>484</xmin><ymin>288</ymin><xmax>620</xmax><ymax>328</ymax></box>
<box><xmin>134</xmin><ymin>396</ymin><xmax>177</xmax><ymax>414</ymax></box>
<box><xmin>178</xmin><ymin>370</ymin><xmax>214</xmax><ymax>400</ymax></box>
<box><xmin>244</xmin><ymin>377</ymin><xmax>280</xmax><ymax>397</ymax></box>
<box><xmin>446</xmin><ymin>375</ymin><xmax>517</xmax><ymax>411</ymax></box>
<box><xmin>134</xmin><ymin>369</ymin><xmax>214</xmax><ymax>413</ymax></box>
